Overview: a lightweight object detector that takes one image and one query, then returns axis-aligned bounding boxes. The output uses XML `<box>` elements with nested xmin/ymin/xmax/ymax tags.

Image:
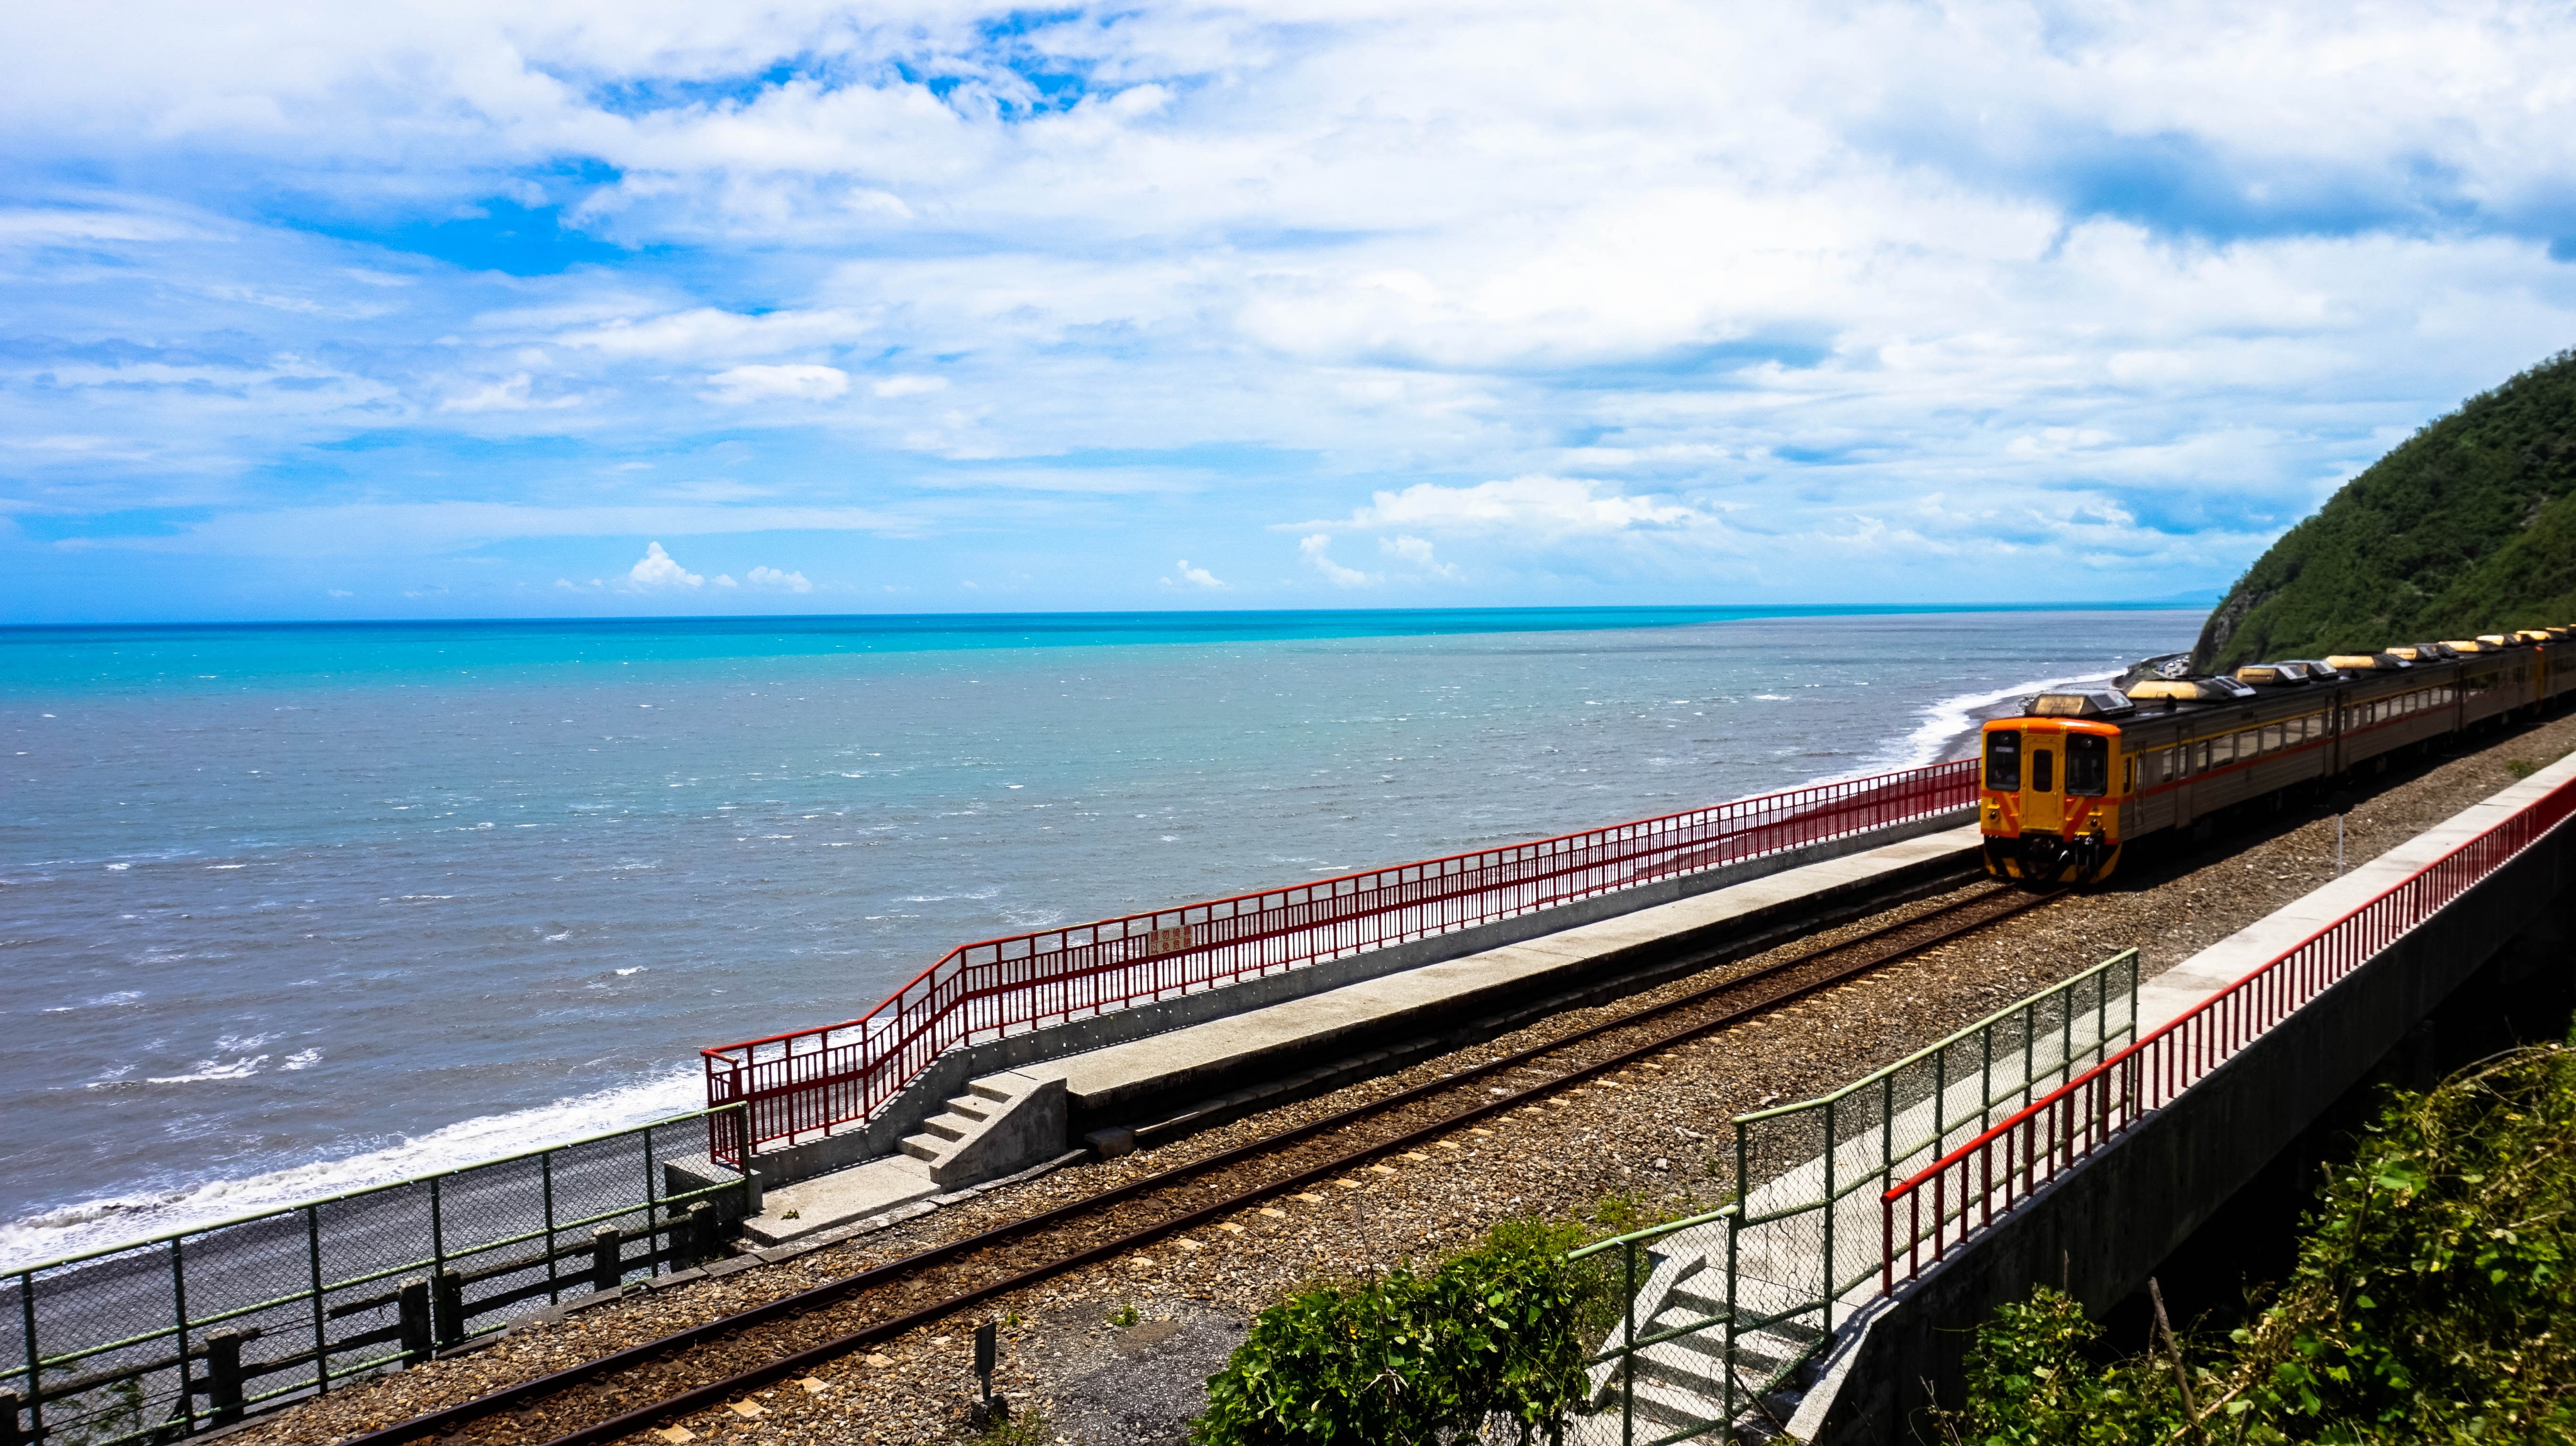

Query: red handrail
<box><xmin>1882</xmin><ymin>773</ymin><xmax>2576</xmax><ymax>1293</ymax></box>
<box><xmin>702</xmin><ymin>760</ymin><xmax>1980</xmax><ymax>1164</ymax></box>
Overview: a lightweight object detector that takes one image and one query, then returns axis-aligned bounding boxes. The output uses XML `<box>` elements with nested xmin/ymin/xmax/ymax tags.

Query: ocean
<box><xmin>0</xmin><ymin>605</ymin><xmax>2198</xmax><ymax>1267</ymax></box>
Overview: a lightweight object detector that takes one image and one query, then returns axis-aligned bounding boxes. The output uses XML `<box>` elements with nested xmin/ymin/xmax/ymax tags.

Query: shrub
<box><xmin>1948</xmin><ymin>1040</ymin><xmax>2576</xmax><ymax>1443</ymax></box>
<box><xmin>1191</xmin><ymin>1217</ymin><xmax>1607</xmax><ymax>1445</ymax></box>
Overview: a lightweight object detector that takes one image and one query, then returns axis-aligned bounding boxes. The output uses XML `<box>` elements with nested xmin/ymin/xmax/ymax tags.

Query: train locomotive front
<box><xmin>1978</xmin><ymin>692</ymin><xmax>2129</xmax><ymax>886</ymax></box>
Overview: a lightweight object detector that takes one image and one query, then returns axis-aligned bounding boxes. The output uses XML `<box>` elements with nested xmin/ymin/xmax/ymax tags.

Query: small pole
<box><xmin>968</xmin><ymin>1320</ymin><xmax>1006</xmax><ymax>1427</ymax></box>
<box><xmin>206</xmin><ymin>1327</ymin><xmax>252</xmax><ymax>1425</ymax></box>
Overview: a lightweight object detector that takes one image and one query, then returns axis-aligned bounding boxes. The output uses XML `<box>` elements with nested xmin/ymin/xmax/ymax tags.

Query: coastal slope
<box><xmin>2196</xmin><ymin>349</ymin><xmax>2576</xmax><ymax>668</ymax></box>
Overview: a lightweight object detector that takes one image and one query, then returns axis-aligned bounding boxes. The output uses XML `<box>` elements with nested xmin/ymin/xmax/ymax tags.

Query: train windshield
<box><xmin>2066</xmin><ymin>733</ymin><xmax>2109</xmax><ymax>795</ymax></box>
<box><xmin>1984</xmin><ymin>729</ymin><xmax>2021</xmax><ymax>791</ymax></box>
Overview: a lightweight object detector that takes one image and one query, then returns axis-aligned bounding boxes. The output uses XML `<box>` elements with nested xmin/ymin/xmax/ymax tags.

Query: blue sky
<box><xmin>4</xmin><ymin>0</ymin><xmax>2575</xmax><ymax>622</ymax></box>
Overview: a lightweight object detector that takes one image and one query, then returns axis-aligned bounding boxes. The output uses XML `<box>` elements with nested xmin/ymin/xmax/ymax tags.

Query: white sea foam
<box><xmin>1</xmin><ymin>1066</ymin><xmax>704</xmax><ymax>1272</ymax></box>
<box><xmin>1870</xmin><ymin>670</ymin><xmax>2123</xmax><ymax>771</ymax></box>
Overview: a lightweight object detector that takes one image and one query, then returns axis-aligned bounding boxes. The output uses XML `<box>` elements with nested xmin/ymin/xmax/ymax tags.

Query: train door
<box><xmin>2023</xmin><ymin>725</ymin><xmax>2065</xmax><ymax>832</ymax></box>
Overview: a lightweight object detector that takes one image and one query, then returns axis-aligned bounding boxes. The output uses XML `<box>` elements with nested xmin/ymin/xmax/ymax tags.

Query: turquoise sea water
<box><xmin>0</xmin><ymin>605</ymin><xmax>2197</xmax><ymax>1266</ymax></box>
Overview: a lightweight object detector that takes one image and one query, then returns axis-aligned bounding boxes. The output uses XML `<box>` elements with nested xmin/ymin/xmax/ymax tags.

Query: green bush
<box><xmin>1948</xmin><ymin>1040</ymin><xmax>2576</xmax><ymax>1444</ymax></box>
<box><xmin>1191</xmin><ymin>1217</ymin><xmax>1604</xmax><ymax>1445</ymax></box>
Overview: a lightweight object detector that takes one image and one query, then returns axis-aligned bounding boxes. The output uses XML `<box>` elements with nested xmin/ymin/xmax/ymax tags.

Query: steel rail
<box><xmin>340</xmin><ymin>883</ymin><xmax>2053</xmax><ymax>1446</ymax></box>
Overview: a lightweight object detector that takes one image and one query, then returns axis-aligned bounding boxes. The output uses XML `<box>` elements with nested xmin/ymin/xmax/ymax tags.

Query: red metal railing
<box><xmin>703</xmin><ymin>760</ymin><xmax>1980</xmax><ymax>1164</ymax></box>
<box><xmin>1882</xmin><ymin>773</ymin><xmax>2576</xmax><ymax>1293</ymax></box>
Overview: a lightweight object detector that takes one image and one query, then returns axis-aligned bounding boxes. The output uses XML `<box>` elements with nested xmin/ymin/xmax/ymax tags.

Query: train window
<box><xmin>2124</xmin><ymin>759</ymin><xmax>2136</xmax><ymax>792</ymax></box>
<box><xmin>1984</xmin><ymin>730</ymin><xmax>2021</xmax><ymax>791</ymax></box>
<box><xmin>2263</xmin><ymin>723</ymin><xmax>2285</xmax><ymax>752</ymax></box>
<box><xmin>2066</xmin><ymin>734</ymin><xmax>2108</xmax><ymax>795</ymax></box>
<box><xmin>2032</xmin><ymin>748</ymin><xmax>2055</xmax><ymax>793</ymax></box>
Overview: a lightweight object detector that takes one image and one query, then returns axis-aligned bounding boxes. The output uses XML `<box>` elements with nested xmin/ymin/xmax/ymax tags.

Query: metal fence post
<box><xmin>0</xmin><ymin>1389</ymin><xmax>21</xmax><ymax>1446</ymax></box>
<box><xmin>644</xmin><ymin>1127</ymin><xmax>660</xmax><ymax>1278</ymax></box>
<box><xmin>18</xmin><ymin>1269</ymin><xmax>40</xmax><ymax>1446</ymax></box>
<box><xmin>541</xmin><ymin>1149</ymin><xmax>558</xmax><ymax>1305</ymax></box>
<box><xmin>170</xmin><ymin>1235</ymin><xmax>194</xmax><ymax>1432</ymax></box>
<box><xmin>591</xmin><ymin>1227</ymin><xmax>621</xmax><ymax>1295</ymax></box>
<box><xmin>306</xmin><ymin>1205</ymin><xmax>328</xmax><ymax>1396</ymax></box>
<box><xmin>1621</xmin><ymin>1239</ymin><xmax>1636</xmax><ymax>1446</ymax></box>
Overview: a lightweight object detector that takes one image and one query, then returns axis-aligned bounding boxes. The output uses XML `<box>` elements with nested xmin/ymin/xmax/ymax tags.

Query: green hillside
<box><xmin>2194</xmin><ymin>349</ymin><xmax>2576</xmax><ymax>669</ymax></box>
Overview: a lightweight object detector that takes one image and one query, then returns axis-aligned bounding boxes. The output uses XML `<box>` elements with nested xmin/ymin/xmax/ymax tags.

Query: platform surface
<box><xmin>1019</xmin><ymin>823</ymin><xmax>1985</xmax><ymax>1115</ymax></box>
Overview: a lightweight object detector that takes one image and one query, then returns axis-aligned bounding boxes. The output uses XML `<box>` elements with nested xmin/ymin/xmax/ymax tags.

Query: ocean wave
<box><xmin>2</xmin><ymin>1067</ymin><xmax>705</xmax><ymax>1272</ymax></box>
<box><xmin>1870</xmin><ymin>670</ymin><xmax>2121</xmax><ymax>771</ymax></box>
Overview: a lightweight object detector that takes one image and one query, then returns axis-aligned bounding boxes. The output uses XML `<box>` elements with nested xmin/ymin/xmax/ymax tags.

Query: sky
<box><xmin>4</xmin><ymin>1</ymin><xmax>2575</xmax><ymax>622</ymax></box>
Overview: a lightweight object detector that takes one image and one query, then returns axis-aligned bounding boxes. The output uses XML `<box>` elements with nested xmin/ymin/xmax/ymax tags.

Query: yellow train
<box><xmin>1980</xmin><ymin>628</ymin><xmax>2576</xmax><ymax>885</ymax></box>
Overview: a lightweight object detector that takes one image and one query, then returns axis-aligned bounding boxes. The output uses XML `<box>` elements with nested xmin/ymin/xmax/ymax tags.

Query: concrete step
<box><xmin>1623</xmin><ymin>1376</ymin><xmax>1735</xmax><ymax>1436</ymax></box>
<box><xmin>908</xmin><ymin>1069</ymin><xmax>1070</xmax><ymax>1187</ymax></box>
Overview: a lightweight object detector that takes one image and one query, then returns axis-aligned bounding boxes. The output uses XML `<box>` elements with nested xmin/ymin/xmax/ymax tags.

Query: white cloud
<box><xmin>9</xmin><ymin>1</ymin><xmax>2576</xmax><ymax>609</ymax></box>
<box><xmin>1297</xmin><ymin>534</ymin><xmax>1373</xmax><ymax>588</ymax></box>
<box><xmin>1316</xmin><ymin>477</ymin><xmax>1716</xmax><ymax>539</ymax></box>
<box><xmin>1380</xmin><ymin>535</ymin><xmax>1458</xmax><ymax>579</ymax></box>
<box><xmin>554</xmin><ymin>309</ymin><xmax>868</xmax><ymax>363</ymax></box>
<box><xmin>745</xmin><ymin>565</ymin><xmax>812</xmax><ymax>592</ymax></box>
<box><xmin>1162</xmin><ymin>558</ymin><xmax>1224</xmax><ymax>588</ymax></box>
<box><xmin>713</xmin><ymin>572</ymin><xmax>737</xmax><ymax>587</ymax></box>
<box><xmin>872</xmin><ymin>374</ymin><xmax>948</xmax><ymax>399</ymax></box>
<box><xmin>439</xmin><ymin>373</ymin><xmax>586</xmax><ymax>414</ymax></box>
<box><xmin>625</xmin><ymin>541</ymin><xmax>701</xmax><ymax>588</ymax></box>
<box><xmin>703</xmin><ymin>365</ymin><xmax>849</xmax><ymax>405</ymax></box>
<box><xmin>326</xmin><ymin>588</ymin><xmax>352</xmax><ymax>597</ymax></box>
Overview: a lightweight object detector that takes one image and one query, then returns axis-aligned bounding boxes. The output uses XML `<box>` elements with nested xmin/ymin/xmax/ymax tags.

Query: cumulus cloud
<box><xmin>9</xmin><ymin>1</ymin><xmax>2576</xmax><ymax>610</ymax></box>
<box><xmin>625</xmin><ymin>541</ymin><xmax>701</xmax><ymax>588</ymax></box>
<box><xmin>439</xmin><ymin>373</ymin><xmax>585</xmax><ymax>414</ymax></box>
<box><xmin>1380</xmin><ymin>535</ymin><xmax>1458</xmax><ymax>579</ymax></box>
<box><xmin>704</xmin><ymin>365</ymin><xmax>849</xmax><ymax>405</ymax></box>
<box><xmin>1312</xmin><ymin>477</ymin><xmax>1716</xmax><ymax>539</ymax></box>
<box><xmin>1162</xmin><ymin>558</ymin><xmax>1224</xmax><ymax>588</ymax></box>
<box><xmin>745</xmin><ymin>565</ymin><xmax>812</xmax><ymax>592</ymax></box>
<box><xmin>871</xmin><ymin>375</ymin><xmax>948</xmax><ymax>399</ymax></box>
<box><xmin>1297</xmin><ymin>534</ymin><xmax>1374</xmax><ymax>588</ymax></box>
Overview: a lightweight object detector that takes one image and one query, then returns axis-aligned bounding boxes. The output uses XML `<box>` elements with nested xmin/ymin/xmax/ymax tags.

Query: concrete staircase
<box><xmin>1587</xmin><ymin>1244</ymin><xmax>1826</xmax><ymax>1440</ymax></box>
<box><xmin>898</xmin><ymin>1070</ymin><xmax>1067</xmax><ymax>1187</ymax></box>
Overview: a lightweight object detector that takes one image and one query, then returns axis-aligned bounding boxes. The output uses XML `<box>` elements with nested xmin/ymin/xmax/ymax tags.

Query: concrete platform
<box><xmin>1023</xmin><ymin>823</ymin><xmax>1985</xmax><ymax>1139</ymax></box>
<box><xmin>730</xmin><ymin>818</ymin><xmax>1982</xmax><ymax>1229</ymax></box>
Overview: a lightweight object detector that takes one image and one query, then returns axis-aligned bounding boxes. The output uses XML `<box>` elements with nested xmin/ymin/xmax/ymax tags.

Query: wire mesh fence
<box><xmin>0</xmin><ymin>1107</ymin><xmax>748</xmax><ymax>1446</ymax></box>
<box><xmin>1562</xmin><ymin>949</ymin><xmax>2141</xmax><ymax>1443</ymax></box>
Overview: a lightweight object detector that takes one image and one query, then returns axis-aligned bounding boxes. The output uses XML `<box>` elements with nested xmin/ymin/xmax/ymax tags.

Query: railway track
<box><xmin>345</xmin><ymin>882</ymin><xmax>2055</xmax><ymax>1446</ymax></box>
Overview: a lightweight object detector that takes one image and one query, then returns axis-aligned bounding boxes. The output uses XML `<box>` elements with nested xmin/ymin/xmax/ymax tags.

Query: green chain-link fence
<box><xmin>1</xmin><ymin>1107</ymin><xmax>748</xmax><ymax>1446</ymax></box>
<box><xmin>1564</xmin><ymin>949</ymin><xmax>2141</xmax><ymax>1443</ymax></box>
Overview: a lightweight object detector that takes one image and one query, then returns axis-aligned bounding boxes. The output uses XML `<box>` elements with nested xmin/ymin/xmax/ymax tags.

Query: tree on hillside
<box><xmin>2196</xmin><ymin>349</ymin><xmax>2576</xmax><ymax>669</ymax></box>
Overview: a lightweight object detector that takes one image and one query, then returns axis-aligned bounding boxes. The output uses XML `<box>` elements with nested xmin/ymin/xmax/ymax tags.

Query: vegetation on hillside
<box><xmin>2196</xmin><ymin>349</ymin><xmax>2576</xmax><ymax>669</ymax></box>
<box><xmin>1942</xmin><ymin>1039</ymin><xmax>2576</xmax><ymax>1443</ymax></box>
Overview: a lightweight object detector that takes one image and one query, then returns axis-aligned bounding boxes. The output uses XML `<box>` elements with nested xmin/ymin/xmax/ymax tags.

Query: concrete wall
<box><xmin>1806</xmin><ymin>765</ymin><xmax>2576</xmax><ymax>1445</ymax></box>
<box><xmin>750</xmin><ymin>809</ymin><xmax>1973</xmax><ymax>1186</ymax></box>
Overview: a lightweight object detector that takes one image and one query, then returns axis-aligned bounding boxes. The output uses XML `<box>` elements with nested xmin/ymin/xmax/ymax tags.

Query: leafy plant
<box><xmin>1190</xmin><ymin>1217</ymin><xmax>1609</xmax><ymax>1445</ymax></box>
<box><xmin>1109</xmin><ymin>1303</ymin><xmax>1139</xmax><ymax>1328</ymax></box>
<box><xmin>965</xmin><ymin>1406</ymin><xmax>1053</xmax><ymax>1446</ymax></box>
<box><xmin>1946</xmin><ymin>1039</ymin><xmax>2576</xmax><ymax>1443</ymax></box>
